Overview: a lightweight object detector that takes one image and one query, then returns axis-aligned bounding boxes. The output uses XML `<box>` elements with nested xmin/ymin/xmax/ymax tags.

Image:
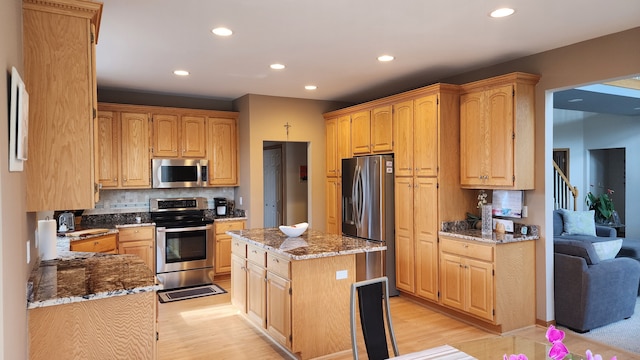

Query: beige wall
<box><xmin>440</xmin><ymin>26</ymin><xmax>640</xmax><ymax>322</ymax></box>
<box><xmin>233</xmin><ymin>94</ymin><xmax>348</xmax><ymax>229</ymax></box>
<box><xmin>1</xmin><ymin>0</ymin><xmax>29</xmax><ymax>359</ymax></box>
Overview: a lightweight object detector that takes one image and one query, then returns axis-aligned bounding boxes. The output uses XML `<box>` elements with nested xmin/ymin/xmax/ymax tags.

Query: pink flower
<box><xmin>503</xmin><ymin>354</ymin><xmax>528</xmax><ymax>360</ymax></box>
<box><xmin>545</xmin><ymin>325</ymin><xmax>565</xmax><ymax>343</ymax></box>
<box><xmin>586</xmin><ymin>349</ymin><xmax>617</xmax><ymax>360</ymax></box>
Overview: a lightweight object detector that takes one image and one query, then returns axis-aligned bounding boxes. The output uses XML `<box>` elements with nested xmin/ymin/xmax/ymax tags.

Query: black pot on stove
<box><xmin>214</xmin><ymin>197</ymin><xmax>228</xmax><ymax>216</ymax></box>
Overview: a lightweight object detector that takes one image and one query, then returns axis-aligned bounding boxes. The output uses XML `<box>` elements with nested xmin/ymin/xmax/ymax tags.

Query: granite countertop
<box><xmin>227</xmin><ymin>228</ymin><xmax>386</xmax><ymax>260</ymax></box>
<box><xmin>28</xmin><ymin>251</ymin><xmax>161</xmax><ymax>309</ymax></box>
<box><xmin>439</xmin><ymin>229</ymin><xmax>539</xmax><ymax>244</ymax></box>
<box><xmin>439</xmin><ymin>220</ymin><xmax>540</xmax><ymax>244</ymax></box>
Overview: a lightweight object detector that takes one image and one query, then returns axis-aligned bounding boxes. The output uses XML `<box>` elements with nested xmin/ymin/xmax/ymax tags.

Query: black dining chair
<box><xmin>350</xmin><ymin>276</ymin><xmax>399</xmax><ymax>360</ymax></box>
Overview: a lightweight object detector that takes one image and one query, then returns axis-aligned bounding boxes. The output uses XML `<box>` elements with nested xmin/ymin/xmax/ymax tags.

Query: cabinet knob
<box><xmin>123</xmin><ymin>177</ymin><xmax>127</xmax><ymax>182</ymax></box>
<box><xmin>272</xmin><ymin>258</ymin><xmax>280</xmax><ymax>263</ymax></box>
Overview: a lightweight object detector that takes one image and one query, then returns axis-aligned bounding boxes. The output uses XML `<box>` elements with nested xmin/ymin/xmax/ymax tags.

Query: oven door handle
<box><xmin>157</xmin><ymin>224</ymin><xmax>212</xmax><ymax>233</ymax></box>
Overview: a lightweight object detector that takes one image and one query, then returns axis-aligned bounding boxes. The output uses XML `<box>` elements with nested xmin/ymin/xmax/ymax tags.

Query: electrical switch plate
<box><xmin>239</xmin><ymin>197</ymin><xmax>243</xmax><ymax>206</ymax></box>
<box><xmin>27</xmin><ymin>240</ymin><xmax>30</xmax><ymax>263</ymax></box>
<box><xmin>336</xmin><ymin>270</ymin><xmax>348</xmax><ymax>280</ymax></box>
<box><xmin>522</xmin><ymin>205</ymin><xmax>528</xmax><ymax>218</ymax></box>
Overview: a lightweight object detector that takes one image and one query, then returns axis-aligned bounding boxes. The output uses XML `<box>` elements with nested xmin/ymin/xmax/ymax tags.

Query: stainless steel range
<box><xmin>151</xmin><ymin>197</ymin><xmax>214</xmax><ymax>290</ymax></box>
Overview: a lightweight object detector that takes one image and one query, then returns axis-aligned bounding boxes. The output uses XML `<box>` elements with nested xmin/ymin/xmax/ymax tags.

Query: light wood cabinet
<box><xmin>351</xmin><ymin>107</ymin><xmax>393</xmax><ymax>155</ymax></box>
<box><xmin>96</xmin><ymin>107</ymin><xmax>151</xmax><ymax>189</ymax></box>
<box><xmin>152</xmin><ymin>114</ymin><xmax>179</xmax><ymax>157</ymax></box>
<box><xmin>152</xmin><ymin>114</ymin><xmax>206</xmax><ymax>158</ymax></box>
<box><xmin>70</xmin><ymin>233</ymin><xmax>117</xmax><ymax>254</ymax></box>
<box><xmin>394</xmin><ymin>177</ymin><xmax>415</xmax><ymax>293</ymax></box>
<box><xmin>118</xmin><ymin>226</ymin><xmax>155</xmax><ymax>272</ymax></box>
<box><xmin>439</xmin><ymin>235</ymin><xmax>536</xmax><ymax>332</ymax></box>
<box><xmin>325</xmin><ymin>177</ymin><xmax>341</xmax><ymax>235</ymax></box>
<box><xmin>96</xmin><ymin>111</ymin><xmax>120</xmax><ymax>188</ymax></box>
<box><xmin>231</xmin><ymin>238</ymin><xmax>247</xmax><ymax>312</ymax></box>
<box><xmin>325</xmin><ymin>114</ymin><xmax>349</xmax><ymax>233</ymax></box>
<box><xmin>23</xmin><ymin>0</ymin><xmax>102</xmax><ymax>211</ymax></box>
<box><xmin>460</xmin><ymin>72</ymin><xmax>540</xmax><ymax>189</ymax></box>
<box><xmin>121</xmin><ymin>112</ymin><xmax>151</xmax><ymax>187</ymax></box>
<box><xmin>207</xmin><ymin>117</ymin><xmax>239</xmax><ymax>186</ymax></box>
<box><xmin>214</xmin><ymin>220</ymin><xmax>246</xmax><ymax>274</ymax></box>
<box><xmin>439</xmin><ymin>238</ymin><xmax>494</xmax><ymax>321</ymax></box>
<box><xmin>232</xmin><ymin>238</ymin><xmax>356</xmax><ymax>359</ymax></box>
<box><xmin>325</xmin><ymin>118</ymin><xmax>339</xmax><ymax>177</ymax></box>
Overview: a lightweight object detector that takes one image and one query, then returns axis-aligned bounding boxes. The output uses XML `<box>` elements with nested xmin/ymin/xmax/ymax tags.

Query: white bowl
<box><xmin>279</xmin><ymin>222</ymin><xmax>309</xmax><ymax>237</ymax></box>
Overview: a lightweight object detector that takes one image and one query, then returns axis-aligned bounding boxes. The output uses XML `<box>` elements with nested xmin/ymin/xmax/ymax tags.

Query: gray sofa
<box><xmin>554</xmin><ymin>240</ymin><xmax>640</xmax><ymax>332</ymax></box>
<box><xmin>553</xmin><ymin>209</ymin><xmax>640</xmax><ymax>332</ymax></box>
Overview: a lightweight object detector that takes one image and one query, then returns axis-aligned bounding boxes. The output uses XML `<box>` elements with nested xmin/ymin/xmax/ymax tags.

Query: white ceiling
<box><xmin>96</xmin><ymin>0</ymin><xmax>640</xmax><ymax>104</ymax></box>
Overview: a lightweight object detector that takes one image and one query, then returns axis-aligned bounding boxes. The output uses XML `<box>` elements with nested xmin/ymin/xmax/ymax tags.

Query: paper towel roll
<box><xmin>38</xmin><ymin>219</ymin><xmax>57</xmax><ymax>260</ymax></box>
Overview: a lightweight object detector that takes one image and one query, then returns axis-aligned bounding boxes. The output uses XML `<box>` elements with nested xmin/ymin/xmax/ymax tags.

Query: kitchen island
<box><xmin>227</xmin><ymin>228</ymin><xmax>386</xmax><ymax>359</ymax></box>
<box><xmin>27</xmin><ymin>251</ymin><xmax>161</xmax><ymax>360</ymax></box>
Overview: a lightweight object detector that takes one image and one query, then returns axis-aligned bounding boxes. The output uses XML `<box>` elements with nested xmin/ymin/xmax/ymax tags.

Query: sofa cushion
<box><xmin>592</xmin><ymin>239</ymin><xmax>623</xmax><ymax>260</ymax></box>
<box><xmin>560</xmin><ymin>209</ymin><xmax>596</xmax><ymax>236</ymax></box>
<box><xmin>553</xmin><ymin>210</ymin><xmax>564</xmax><ymax>236</ymax></box>
<box><xmin>554</xmin><ymin>239</ymin><xmax>600</xmax><ymax>265</ymax></box>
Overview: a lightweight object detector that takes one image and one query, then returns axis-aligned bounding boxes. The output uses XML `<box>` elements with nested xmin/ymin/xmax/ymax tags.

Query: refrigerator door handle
<box><xmin>352</xmin><ymin>164</ymin><xmax>363</xmax><ymax>228</ymax></box>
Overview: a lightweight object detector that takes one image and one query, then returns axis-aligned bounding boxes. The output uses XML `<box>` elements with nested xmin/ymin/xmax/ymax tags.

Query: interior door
<box><xmin>264</xmin><ymin>145</ymin><xmax>283</xmax><ymax>227</ymax></box>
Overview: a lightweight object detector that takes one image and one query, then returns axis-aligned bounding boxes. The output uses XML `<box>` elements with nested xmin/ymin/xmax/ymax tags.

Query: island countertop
<box><xmin>27</xmin><ymin>251</ymin><xmax>161</xmax><ymax>309</ymax></box>
<box><xmin>226</xmin><ymin>228</ymin><xmax>386</xmax><ymax>260</ymax></box>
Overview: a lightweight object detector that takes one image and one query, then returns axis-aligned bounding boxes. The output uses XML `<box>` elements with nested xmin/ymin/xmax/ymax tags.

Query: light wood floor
<box><xmin>157</xmin><ymin>276</ymin><xmax>639</xmax><ymax>359</ymax></box>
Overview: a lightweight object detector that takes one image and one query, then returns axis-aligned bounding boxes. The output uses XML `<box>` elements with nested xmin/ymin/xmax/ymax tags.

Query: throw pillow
<box><xmin>592</xmin><ymin>239</ymin><xmax>623</xmax><ymax>261</ymax></box>
<box><xmin>560</xmin><ymin>209</ymin><xmax>596</xmax><ymax>236</ymax></box>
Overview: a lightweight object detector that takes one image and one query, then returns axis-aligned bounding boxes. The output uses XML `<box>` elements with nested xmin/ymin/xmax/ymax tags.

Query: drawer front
<box><xmin>215</xmin><ymin>221</ymin><xmax>245</xmax><ymax>234</ymax></box>
<box><xmin>71</xmin><ymin>234</ymin><xmax>117</xmax><ymax>253</ymax></box>
<box><xmin>247</xmin><ymin>244</ymin><xmax>266</xmax><ymax>266</ymax></box>
<box><xmin>119</xmin><ymin>226</ymin><xmax>155</xmax><ymax>242</ymax></box>
<box><xmin>231</xmin><ymin>238</ymin><xmax>247</xmax><ymax>257</ymax></box>
<box><xmin>267</xmin><ymin>253</ymin><xmax>290</xmax><ymax>279</ymax></box>
<box><xmin>440</xmin><ymin>238</ymin><xmax>493</xmax><ymax>262</ymax></box>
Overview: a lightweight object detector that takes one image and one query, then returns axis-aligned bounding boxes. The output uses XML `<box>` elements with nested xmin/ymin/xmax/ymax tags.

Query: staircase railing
<box><xmin>553</xmin><ymin>160</ymin><xmax>578</xmax><ymax>210</ymax></box>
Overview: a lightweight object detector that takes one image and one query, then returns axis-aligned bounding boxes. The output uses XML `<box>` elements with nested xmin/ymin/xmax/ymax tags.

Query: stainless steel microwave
<box><xmin>152</xmin><ymin>158</ymin><xmax>208</xmax><ymax>188</ymax></box>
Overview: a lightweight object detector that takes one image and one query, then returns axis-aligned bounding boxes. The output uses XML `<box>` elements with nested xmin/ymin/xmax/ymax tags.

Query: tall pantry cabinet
<box><xmin>393</xmin><ymin>84</ymin><xmax>474</xmax><ymax>302</ymax></box>
<box><xmin>324</xmin><ymin>115</ymin><xmax>351</xmax><ymax>234</ymax></box>
<box><xmin>23</xmin><ymin>0</ymin><xmax>103</xmax><ymax>211</ymax></box>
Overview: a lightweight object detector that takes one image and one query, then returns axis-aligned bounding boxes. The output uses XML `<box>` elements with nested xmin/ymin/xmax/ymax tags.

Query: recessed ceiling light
<box><xmin>568</xmin><ymin>98</ymin><xmax>583</xmax><ymax>103</ymax></box>
<box><xmin>490</xmin><ymin>8</ymin><xmax>515</xmax><ymax>18</ymax></box>
<box><xmin>377</xmin><ymin>55</ymin><xmax>395</xmax><ymax>62</ymax></box>
<box><xmin>173</xmin><ymin>70</ymin><xmax>190</xmax><ymax>76</ymax></box>
<box><xmin>270</xmin><ymin>63</ymin><xmax>285</xmax><ymax>70</ymax></box>
<box><xmin>305</xmin><ymin>85</ymin><xmax>317</xmax><ymax>90</ymax></box>
<box><xmin>212</xmin><ymin>27</ymin><xmax>233</xmax><ymax>36</ymax></box>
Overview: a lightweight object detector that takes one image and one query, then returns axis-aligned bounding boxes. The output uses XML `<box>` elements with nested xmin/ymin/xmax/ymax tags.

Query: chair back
<box><xmin>350</xmin><ymin>277</ymin><xmax>399</xmax><ymax>360</ymax></box>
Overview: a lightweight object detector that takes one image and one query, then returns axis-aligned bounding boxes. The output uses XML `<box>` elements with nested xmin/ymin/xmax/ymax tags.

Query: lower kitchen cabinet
<box><xmin>232</xmin><ymin>239</ymin><xmax>355</xmax><ymax>359</ymax></box>
<box><xmin>118</xmin><ymin>226</ymin><xmax>155</xmax><ymax>272</ymax></box>
<box><xmin>214</xmin><ymin>220</ymin><xmax>246</xmax><ymax>274</ymax></box>
<box><xmin>70</xmin><ymin>233</ymin><xmax>118</xmax><ymax>254</ymax></box>
<box><xmin>439</xmin><ymin>235</ymin><xmax>535</xmax><ymax>332</ymax></box>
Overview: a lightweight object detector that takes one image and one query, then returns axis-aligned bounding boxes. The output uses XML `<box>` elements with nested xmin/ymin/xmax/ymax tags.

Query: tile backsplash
<box><xmin>85</xmin><ymin>188</ymin><xmax>236</xmax><ymax>215</ymax></box>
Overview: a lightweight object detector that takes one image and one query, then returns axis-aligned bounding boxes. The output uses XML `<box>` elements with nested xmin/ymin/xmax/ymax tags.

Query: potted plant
<box><xmin>585</xmin><ymin>188</ymin><xmax>615</xmax><ymax>224</ymax></box>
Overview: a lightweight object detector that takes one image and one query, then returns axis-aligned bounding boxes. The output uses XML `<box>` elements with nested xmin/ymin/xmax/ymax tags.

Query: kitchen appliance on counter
<box><xmin>151</xmin><ymin>197</ymin><xmax>213</xmax><ymax>290</ymax></box>
<box><xmin>342</xmin><ymin>154</ymin><xmax>397</xmax><ymax>296</ymax></box>
<box><xmin>214</xmin><ymin>197</ymin><xmax>228</xmax><ymax>216</ymax></box>
<box><xmin>58</xmin><ymin>212</ymin><xmax>75</xmax><ymax>232</ymax></box>
<box><xmin>152</xmin><ymin>158</ymin><xmax>208</xmax><ymax>188</ymax></box>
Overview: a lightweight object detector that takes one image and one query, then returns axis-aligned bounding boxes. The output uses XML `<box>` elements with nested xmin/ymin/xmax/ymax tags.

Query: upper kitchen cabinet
<box><xmin>152</xmin><ymin>114</ymin><xmax>206</xmax><ymax>158</ymax></box>
<box><xmin>351</xmin><ymin>106</ymin><xmax>393</xmax><ymax>155</ymax></box>
<box><xmin>23</xmin><ymin>0</ymin><xmax>103</xmax><ymax>211</ymax></box>
<box><xmin>325</xmin><ymin>115</ymin><xmax>352</xmax><ymax>178</ymax></box>
<box><xmin>96</xmin><ymin>104</ymin><xmax>151</xmax><ymax>189</ymax></box>
<box><xmin>207</xmin><ymin>116</ymin><xmax>239</xmax><ymax>186</ymax></box>
<box><xmin>460</xmin><ymin>72</ymin><xmax>540</xmax><ymax>189</ymax></box>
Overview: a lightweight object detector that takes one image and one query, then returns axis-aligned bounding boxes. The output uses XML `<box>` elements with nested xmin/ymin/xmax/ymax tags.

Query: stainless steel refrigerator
<box><xmin>342</xmin><ymin>154</ymin><xmax>397</xmax><ymax>296</ymax></box>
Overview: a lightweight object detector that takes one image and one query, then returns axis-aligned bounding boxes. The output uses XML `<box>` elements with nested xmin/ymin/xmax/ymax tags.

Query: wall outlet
<box><xmin>239</xmin><ymin>197</ymin><xmax>243</xmax><ymax>206</ymax></box>
<box><xmin>26</xmin><ymin>240</ymin><xmax>30</xmax><ymax>263</ymax></box>
<box><xmin>336</xmin><ymin>270</ymin><xmax>348</xmax><ymax>280</ymax></box>
<box><xmin>522</xmin><ymin>205</ymin><xmax>528</xmax><ymax>218</ymax></box>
